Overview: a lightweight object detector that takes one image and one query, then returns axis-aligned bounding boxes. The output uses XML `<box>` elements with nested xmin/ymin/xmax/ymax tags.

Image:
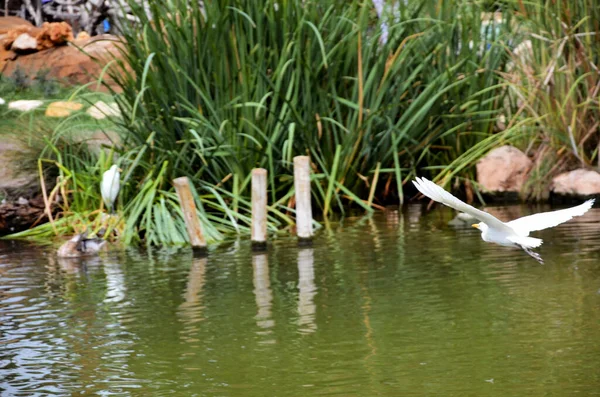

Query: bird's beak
<box><xmin>118</xmin><ymin>168</ymin><xmax>123</xmax><ymax>172</ymax></box>
<box><xmin>471</xmin><ymin>223</ymin><xmax>479</xmax><ymax>229</ymax></box>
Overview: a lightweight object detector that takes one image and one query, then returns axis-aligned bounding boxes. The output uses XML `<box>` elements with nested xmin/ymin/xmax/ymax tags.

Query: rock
<box><xmin>8</xmin><ymin>100</ymin><xmax>44</xmax><ymax>112</ymax></box>
<box><xmin>45</xmin><ymin>101</ymin><xmax>83</xmax><ymax>117</ymax></box>
<box><xmin>2</xmin><ymin>26</ymin><xmax>41</xmax><ymax>50</ymax></box>
<box><xmin>76</xmin><ymin>31</ymin><xmax>91</xmax><ymax>41</ymax></box>
<box><xmin>11</xmin><ymin>32</ymin><xmax>37</xmax><ymax>52</ymax></box>
<box><xmin>551</xmin><ymin>169</ymin><xmax>600</xmax><ymax>196</ymax></box>
<box><xmin>3</xmin><ymin>21</ymin><xmax>73</xmax><ymax>52</ymax></box>
<box><xmin>0</xmin><ymin>35</ymin><xmax>123</xmax><ymax>91</ymax></box>
<box><xmin>0</xmin><ymin>16</ymin><xmax>33</xmax><ymax>35</ymax></box>
<box><xmin>0</xmin><ymin>195</ymin><xmax>57</xmax><ymax>236</ymax></box>
<box><xmin>0</xmin><ymin>44</ymin><xmax>17</xmax><ymax>64</ymax></box>
<box><xmin>73</xmin><ymin>130</ymin><xmax>122</xmax><ymax>155</ymax></box>
<box><xmin>0</xmin><ymin>97</ymin><xmax>5</xmax><ymax>105</ymax></box>
<box><xmin>17</xmin><ymin>197</ymin><xmax>29</xmax><ymax>206</ymax></box>
<box><xmin>0</xmin><ymin>138</ymin><xmax>40</xmax><ymax>199</ymax></box>
<box><xmin>35</xmin><ymin>22</ymin><xmax>73</xmax><ymax>51</ymax></box>
<box><xmin>476</xmin><ymin>145</ymin><xmax>532</xmax><ymax>193</ymax></box>
<box><xmin>87</xmin><ymin>101</ymin><xmax>121</xmax><ymax>119</ymax></box>
<box><xmin>0</xmin><ymin>17</ymin><xmax>33</xmax><ymax>63</ymax></box>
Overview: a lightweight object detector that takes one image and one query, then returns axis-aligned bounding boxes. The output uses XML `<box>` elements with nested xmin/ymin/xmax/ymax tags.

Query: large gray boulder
<box><xmin>476</xmin><ymin>146</ymin><xmax>532</xmax><ymax>193</ymax></box>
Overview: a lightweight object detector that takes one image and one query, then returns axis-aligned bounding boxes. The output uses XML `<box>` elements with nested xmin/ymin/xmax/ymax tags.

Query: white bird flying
<box><xmin>101</xmin><ymin>164</ymin><xmax>121</xmax><ymax>213</ymax></box>
<box><xmin>413</xmin><ymin>177</ymin><xmax>594</xmax><ymax>264</ymax></box>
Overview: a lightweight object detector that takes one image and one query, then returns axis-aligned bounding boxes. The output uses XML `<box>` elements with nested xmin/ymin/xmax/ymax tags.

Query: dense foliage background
<box><xmin>5</xmin><ymin>0</ymin><xmax>599</xmax><ymax>246</ymax></box>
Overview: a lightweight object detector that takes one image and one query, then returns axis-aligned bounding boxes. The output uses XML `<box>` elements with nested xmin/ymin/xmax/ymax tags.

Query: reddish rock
<box><xmin>0</xmin><ymin>17</ymin><xmax>123</xmax><ymax>91</ymax></box>
<box><xmin>0</xmin><ymin>45</ymin><xmax>17</xmax><ymax>63</ymax></box>
<box><xmin>552</xmin><ymin>169</ymin><xmax>600</xmax><ymax>196</ymax></box>
<box><xmin>3</xmin><ymin>21</ymin><xmax>73</xmax><ymax>52</ymax></box>
<box><xmin>0</xmin><ymin>17</ymin><xmax>29</xmax><ymax>63</ymax></box>
<box><xmin>1</xmin><ymin>35</ymin><xmax>123</xmax><ymax>91</ymax></box>
<box><xmin>0</xmin><ymin>16</ymin><xmax>33</xmax><ymax>35</ymax></box>
<box><xmin>35</xmin><ymin>22</ymin><xmax>74</xmax><ymax>50</ymax></box>
<box><xmin>476</xmin><ymin>145</ymin><xmax>532</xmax><ymax>193</ymax></box>
<box><xmin>2</xmin><ymin>25</ymin><xmax>42</xmax><ymax>51</ymax></box>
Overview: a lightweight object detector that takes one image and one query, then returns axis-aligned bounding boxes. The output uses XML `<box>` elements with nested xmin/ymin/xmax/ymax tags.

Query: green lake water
<box><xmin>1</xmin><ymin>205</ymin><xmax>600</xmax><ymax>396</ymax></box>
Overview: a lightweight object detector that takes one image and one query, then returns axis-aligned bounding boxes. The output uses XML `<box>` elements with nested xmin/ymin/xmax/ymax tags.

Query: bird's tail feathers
<box><xmin>508</xmin><ymin>236</ymin><xmax>543</xmax><ymax>248</ymax></box>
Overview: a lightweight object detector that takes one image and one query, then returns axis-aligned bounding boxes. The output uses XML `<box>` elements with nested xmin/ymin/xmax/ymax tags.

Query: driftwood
<box><xmin>0</xmin><ymin>195</ymin><xmax>58</xmax><ymax>235</ymax></box>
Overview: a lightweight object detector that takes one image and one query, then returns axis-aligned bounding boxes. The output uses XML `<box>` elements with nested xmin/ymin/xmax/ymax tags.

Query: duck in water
<box><xmin>57</xmin><ymin>230</ymin><xmax>107</xmax><ymax>258</ymax></box>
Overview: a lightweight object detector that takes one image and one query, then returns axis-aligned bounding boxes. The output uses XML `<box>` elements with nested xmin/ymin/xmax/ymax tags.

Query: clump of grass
<box><xmin>9</xmin><ymin>0</ymin><xmax>514</xmax><ymax>245</ymax></box>
<box><xmin>0</xmin><ymin>69</ymin><xmax>61</xmax><ymax>99</ymax></box>
<box><xmin>501</xmin><ymin>0</ymin><xmax>600</xmax><ymax>199</ymax></box>
<box><xmin>99</xmin><ymin>0</ymin><xmax>507</xmax><ymax>241</ymax></box>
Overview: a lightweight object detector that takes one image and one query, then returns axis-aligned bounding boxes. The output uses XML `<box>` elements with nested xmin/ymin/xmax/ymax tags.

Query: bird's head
<box><xmin>69</xmin><ymin>232</ymin><xmax>87</xmax><ymax>243</ymax></box>
<box><xmin>471</xmin><ymin>222</ymin><xmax>488</xmax><ymax>232</ymax></box>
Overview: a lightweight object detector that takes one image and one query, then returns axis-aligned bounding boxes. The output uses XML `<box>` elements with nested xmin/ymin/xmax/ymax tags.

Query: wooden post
<box><xmin>294</xmin><ymin>156</ymin><xmax>313</xmax><ymax>243</ymax></box>
<box><xmin>251</xmin><ymin>168</ymin><xmax>268</xmax><ymax>250</ymax></box>
<box><xmin>173</xmin><ymin>177</ymin><xmax>207</xmax><ymax>254</ymax></box>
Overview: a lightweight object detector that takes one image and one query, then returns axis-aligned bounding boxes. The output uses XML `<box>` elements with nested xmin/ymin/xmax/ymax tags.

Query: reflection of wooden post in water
<box><xmin>252</xmin><ymin>253</ymin><xmax>274</xmax><ymax>330</ymax></box>
<box><xmin>178</xmin><ymin>256</ymin><xmax>207</xmax><ymax>343</ymax></box>
<box><xmin>103</xmin><ymin>262</ymin><xmax>126</xmax><ymax>303</ymax></box>
<box><xmin>407</xmin><ymin>204</ymin><xmax>422</xmax><ymax>225</ymax></box>
<box><xmin>251</xmin><ymin>168</ymin><xmax>268</xmax><ymax>251</ymax></box>
<box><xmin>173</xmin><ymin>177</ymin><xmax>207</xmax><ymax>254</ymax></box>
<box><xmin>293</xmin><ymin>156</ymin><xmax>313</xmax><ymax>244</ymax></box>
<box><xmin>297</xmin><ymin>248</ymin><xmax>317</xmax><ymax>333</ymax></box>
<box><xmin>385</xmin><ymin>208</ymin><xmax>399</xmax><ymax>229</ymax></box>
<box><xmin>180</xmin><ymin>256</ymin><xmax>207</xmax><ymax>312</ymax></box>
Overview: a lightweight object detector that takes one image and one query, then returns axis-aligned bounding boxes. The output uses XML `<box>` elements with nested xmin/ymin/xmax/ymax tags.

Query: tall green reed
<box><xmin>11</xmin><ymin>0</ymin><xmax>512</xmax><ymax>245</ymax></box>
<box><xmin>500</xmin><ymin>0</ymin><xmax>600</xmax><ymax>199</ymax></box>
<box><xmin>113</xmin><ymin>2</ymin><xmax>506</xmax><ymax>189</ymax></box>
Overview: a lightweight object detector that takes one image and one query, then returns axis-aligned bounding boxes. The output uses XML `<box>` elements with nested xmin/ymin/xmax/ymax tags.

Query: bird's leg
<box><xmin>520</xmin><ymin>245</ymin><xmax>544</xmax><ymax>265</ymax></box>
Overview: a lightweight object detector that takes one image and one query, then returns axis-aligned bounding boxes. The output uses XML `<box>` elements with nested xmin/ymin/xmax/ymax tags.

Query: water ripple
<box><xmin>1</xmin><ymin>207</ymin><xmax>600</xmax><ymax>395</ymax></box>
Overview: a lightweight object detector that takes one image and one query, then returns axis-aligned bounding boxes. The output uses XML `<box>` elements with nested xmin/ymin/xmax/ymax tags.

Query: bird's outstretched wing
<box><xmin>413</xmin><ymin>177</ymin><xmax>514</xmax><ymax>233</ymax></box>
<box><xmin>507</xmin><ymin>199</ymin><xmax>594</xmax><ymax>235</ymax></box>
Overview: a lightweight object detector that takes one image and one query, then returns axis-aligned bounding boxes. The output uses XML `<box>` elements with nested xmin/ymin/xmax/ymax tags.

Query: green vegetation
<box><xmin>96</xmin><ymin>0</ymin><xmax>508</xmax><ymax>245</ymax></box>
<box><xmin>0</xmin><ymin>73</ymin><xmax>125</xmax><ymax>240</ymax></box>
<box><xmin>505</xmin><ymin>0</ymin><xmax>600</xmax><ymax>199</ymax></box>
<box><xmin>439</xmin><ymin>0</ymin><xmax>600</xmax><ymax>200</ymax></box>
<box><xmin>4</xmin><ymin>0</ymin><xmax>598</xmax><ymax>246</ymax></box>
